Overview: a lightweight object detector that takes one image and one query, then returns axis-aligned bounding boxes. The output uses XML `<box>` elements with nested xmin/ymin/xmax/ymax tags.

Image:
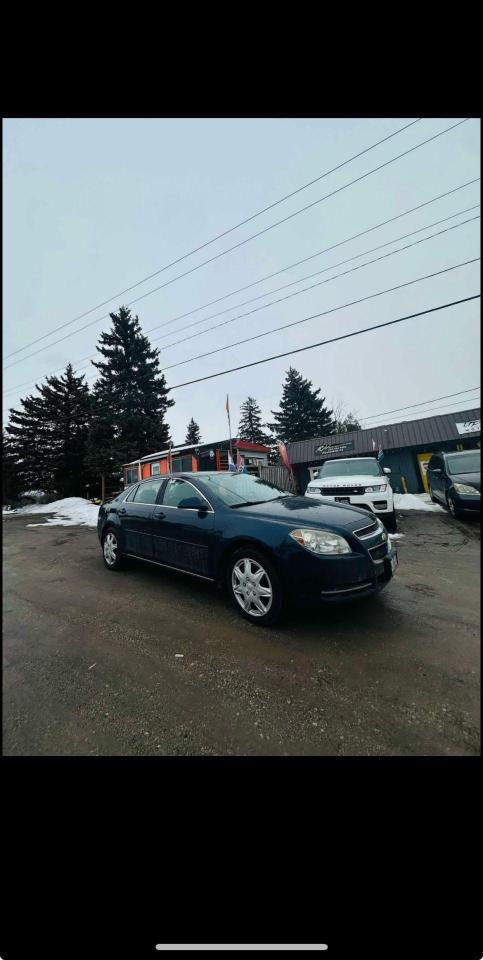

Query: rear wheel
<box><xmin>226</xmin><ymin>548</ymin><xmax>284</xmax><ymax>626</ymax></box>
<box><xmin>102</xmin><ymin>528</ymin><xmax>123</xmax><ymax>570</ymax></box>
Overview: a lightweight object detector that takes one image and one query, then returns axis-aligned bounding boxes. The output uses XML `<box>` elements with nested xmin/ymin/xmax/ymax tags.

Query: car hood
<box><xmin>232</xmin><ymin>496</ymin><xmax>378</xmax><ymax>530</ymax></box>
<box><xmin>309</xmin><ymin>475</ymin><xmax>387</xmax><ymax>488</ymax></box>
<box><xmin>450</xmin><ymin>471</ymin><xmax>480</xmax><ymax>490</ymax></box>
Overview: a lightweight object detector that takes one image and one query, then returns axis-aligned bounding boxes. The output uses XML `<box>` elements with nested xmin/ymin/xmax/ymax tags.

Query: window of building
<box><xmin>132</xmin><ymin>479</ymin><xmax>164</xmax><ymax>504</ymax></box>
<box><xmin>125</xmin><ymin>467</ymin><xmax>139</xmax><ymax>485</ymax></box>
<box><xmin>151</xmin><ymin>462</ymin><xmax>160</xmax><ymax>476</ymax></box>
<box><xmin>172</xmin><ymin>456</ymin><xmax>193</xmax><ymax>473</ymax></box>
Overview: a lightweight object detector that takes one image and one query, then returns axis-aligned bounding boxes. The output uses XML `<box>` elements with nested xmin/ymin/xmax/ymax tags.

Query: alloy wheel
<box><xmin>103</xmin><ymin>531</ymin><xmax>118</xmax><ymax>566</ymax></box>
<box><xmin>232</xmin><ymin>557</ymin><xmax>273</xmax><ymax>617</ymax></box>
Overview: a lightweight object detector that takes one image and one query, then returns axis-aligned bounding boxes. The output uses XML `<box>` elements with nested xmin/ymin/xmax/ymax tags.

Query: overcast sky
<box><xmin>3</xmin><ymin>117</ymin><xmax>480</xmax><ymax>445</ymax></box>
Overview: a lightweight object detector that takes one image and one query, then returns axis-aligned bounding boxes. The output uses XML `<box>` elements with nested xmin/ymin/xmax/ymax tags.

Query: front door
<box><xmin>152</xmin><ymin>478</ymin><xmax>215</xmax><ymax>576</ymax></box>
<box><xmin>119</xmin><ymin>478</ymin><xmax>165</xmax><ymax>557</ymax></box>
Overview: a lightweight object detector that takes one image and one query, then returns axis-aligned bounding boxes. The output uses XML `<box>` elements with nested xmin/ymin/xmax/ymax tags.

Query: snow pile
<box><xmin>394</xmin><ymin>492</ymin><xmax>444</xmax><ymax>512</ymax></box>
<box><xmin>3</xmin><ymin>497</ymin><xmax>100</xmax><ymax>527</ymax></box>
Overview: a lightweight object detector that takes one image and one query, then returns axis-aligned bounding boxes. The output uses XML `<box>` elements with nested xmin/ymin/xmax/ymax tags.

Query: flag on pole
<box><xmin>236</xmin><ymin>449</ymin><xmax>247</xmax><ymax>473</ymax></box>
<box><xmin>226</xmin><ymin>394</ymin><xmax>233</xmax><ymax>458</ymax></box>
<box><xmin>228</xmin><ymin>451</ymin><xmax>236</xmax><ymax>472</ymax></box>
<box><xmin>225</xmin><ymin>395</ymin><xmax>230</xmax><ymax>414</ymax></box>
<box><xmin>277</xmin><ymin>441</ymin><xmax>292</xmax><ymax>474</ymax></box>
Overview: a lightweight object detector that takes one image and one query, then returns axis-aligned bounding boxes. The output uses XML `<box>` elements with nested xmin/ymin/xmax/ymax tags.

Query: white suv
<box><xmin>305</xmin><ymin>456</ymin><xmax>397</xmax><ymax>532</ymax></box>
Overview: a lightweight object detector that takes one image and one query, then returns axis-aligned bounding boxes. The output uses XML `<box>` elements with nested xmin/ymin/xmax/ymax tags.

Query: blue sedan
<box><xmin>97</xmin><ymin>471</ymin><xmax>398</xmax><ymax>625</ymax></box>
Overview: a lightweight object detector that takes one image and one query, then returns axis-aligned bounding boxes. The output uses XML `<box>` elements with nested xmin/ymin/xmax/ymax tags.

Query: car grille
<box><xmin>353</xmin><ymin>518</ymin><xmax>379</xmax><ymax>539</ymax></box>
<box><xmin>369</xmin><ymin>542</ymin><xmax>389</xmax><ymax>562</ymax></box>
<box><xmin>319</xmin><ymin>485</ymin><xmax>366</xmax><ymax>496</ymax></box>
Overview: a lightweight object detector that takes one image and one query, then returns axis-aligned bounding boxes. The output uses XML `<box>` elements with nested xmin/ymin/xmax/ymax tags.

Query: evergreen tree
<box><xmin>2</xmin><ymin>431</ymin><xmax>23</xmax><ymax>504</ymax></box>
<box><xmin>185</xmin><ymin>418</ymin><xmax>201</xmax><ymax>444</ymax></box>
<box><xmin>5</xmin><ymin>364</ymin><xmax>92</xmax><ymax>497</ymax></box>
<box><xmin>267</xmin><ymin>367</ymin><xmax>334</xmax><ymax>442</ymax></box>
<box><xmin>237</xmin><ymin>396</ymin><xmax>271</xmax><ymax>444</ymax></box>
<box><xmin>86</xmin><ymin>306</ymin><xmax>174</xmax><ymax>490</ymax></box>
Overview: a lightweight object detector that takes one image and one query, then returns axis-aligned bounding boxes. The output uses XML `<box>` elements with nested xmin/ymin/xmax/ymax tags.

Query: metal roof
<box><xmin>286</xmin><ymin>407</ymin><xmax>481</xmax><ymax>465</ymax></box>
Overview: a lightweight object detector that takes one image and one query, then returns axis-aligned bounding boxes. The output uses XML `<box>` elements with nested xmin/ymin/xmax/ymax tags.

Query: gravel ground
<box><xmin>2</xmin><ymin>508</ymin><xmax>480</xmax><ymax>755</ymax></box>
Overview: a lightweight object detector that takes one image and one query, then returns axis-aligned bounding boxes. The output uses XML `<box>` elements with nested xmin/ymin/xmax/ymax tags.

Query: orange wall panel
<box><xmin>191</xmin><ymin>455</ymin><xmax>197</xmax><ymax>471</ymax></box>
<box><xmin>160</xmin><ymin>459</ymin><xmax>168</xmax><ymax>475</ymax></box>
<box><xmin>142</xmin><ymin>464</ymin><xmax>151</xmax><ymax>479</ymax></box>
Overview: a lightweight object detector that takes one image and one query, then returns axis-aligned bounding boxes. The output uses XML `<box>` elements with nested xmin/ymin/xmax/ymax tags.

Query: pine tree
<box><xmin>237</xmin><ymin>396</ymin><xmax>271</xmax><ymax>444</ymax></box>
<box><xmin>86</xmin><ymin>306</ymin><xmax>174</xmax><ymax>491</ymax></box>
<box><xmin>2</xmin><ymin>431</ymin><xmax>23</xmax><ymax>504</ymax></box>
<box><xmin>185</xmin><ymin>418</ymin><xmax>201</xmax><ymax>444</ymax></box>
<box><xmin>5</xmin><ymin>364</ymin><xmax>92</xmax><ymax>497</ymax></box>
<box><xmin>267</xmin><ymin>367</ymin><xmax>334</xmax><ymax>442</ymax></box>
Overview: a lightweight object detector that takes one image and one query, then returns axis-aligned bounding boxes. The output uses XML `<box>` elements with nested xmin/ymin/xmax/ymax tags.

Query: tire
<box><xmin>226</xmin><ymin>547</ymin><xmax>284</xmax><ymax>626</ymax></box>
<box><xmin>446</xmin><ymin>494</ymin><xmax>461</xmax><ymax>520</ymax></box>
<box><xmin>384</xmin><ymin>510</ymin><xmax>398</xmax><ymax>533</ymax></box>
<box><xmin>102</xmin><ymin>527</ymin><xmax>123</xmax><ymax>570</ymax></box>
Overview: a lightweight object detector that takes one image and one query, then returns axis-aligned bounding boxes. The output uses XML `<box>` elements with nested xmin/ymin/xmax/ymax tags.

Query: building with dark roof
<box><xmin>286</xmin><ymin>407</ymin><xmax>480</xmax><ymax>494</ymax></box>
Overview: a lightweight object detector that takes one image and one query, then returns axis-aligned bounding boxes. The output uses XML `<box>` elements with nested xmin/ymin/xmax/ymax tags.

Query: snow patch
<box><xmin>4</xmin><ymin>497</ymin><xmax>100</xmax><ymax>527</ymax></box>
<box><xmin>394</xmin><ymin>493</ymin><xmax>444</xmax><ymax>512</ymax></box>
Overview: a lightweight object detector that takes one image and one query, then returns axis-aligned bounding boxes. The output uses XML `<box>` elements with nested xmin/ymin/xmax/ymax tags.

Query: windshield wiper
<box><xmin>230</xmin><ymin>500</ymin><xmax>266</xmax><ymax>508</ymax></box>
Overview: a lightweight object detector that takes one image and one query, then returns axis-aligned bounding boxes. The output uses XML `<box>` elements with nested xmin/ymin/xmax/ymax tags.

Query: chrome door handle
<box><xmin>155</xmin><ymin>512</ymin><xmax>166</xmax><ymax>520</ymax></box>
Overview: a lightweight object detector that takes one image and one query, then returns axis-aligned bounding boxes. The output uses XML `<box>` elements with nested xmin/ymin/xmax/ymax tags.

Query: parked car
<box><xmin>305</xmin><ymin>457</ymin><xmax>397</xmax><ymax>532</ymax></box>
<box><xmin>427</xmin><ymin>449</ymin><xmax>480</xmax><ymax>518</ymax></box>
<box><xmin>97</xmin><ymin>472</ymin><xmax>398</xmax><ymax>626</ymax></box>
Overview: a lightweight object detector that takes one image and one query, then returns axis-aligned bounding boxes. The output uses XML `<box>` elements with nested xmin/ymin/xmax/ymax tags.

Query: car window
<box><xmin>162</xmin><ymin>478</ymin><xmax>203</xmax><ymax>508</ymax></box>
<box><xmin>132</xmin><ymin>479</ymin><xmax>164</xmax><ymax>504</ymax></box>
<box><xmin>125</xmin><ymin>484</ymin><xmax>139</xmax><ymax>502</ymax></box>
<box><xmin>446</xmin><ymin>452</ymin><xmax>480</xmax><ymax>475</ymax></box>
<box><xmin>318</xmin><ymin>459</ymin><xmax>383</xmax><ymax>478</ymax></box>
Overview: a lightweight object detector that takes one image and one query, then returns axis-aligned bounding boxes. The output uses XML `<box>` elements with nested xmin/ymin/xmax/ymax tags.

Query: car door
<box><xmin>151</xmin><ymin>477</ymin><xmax>215</xmax><ymax>577</ymax></box>
<box><xmin>119</xmin><ymin>478</ymin><xmax>165</xmax><ymax>558</ymax></box>
<box><xmin>428</xmin><ymin>455</ymin><xmax>443</xmax><ymax>501</ymax></box>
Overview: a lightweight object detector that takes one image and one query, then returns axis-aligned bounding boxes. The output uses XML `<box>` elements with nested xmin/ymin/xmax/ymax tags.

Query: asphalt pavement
<box><xmin>2</xmin><ymin>508</ymin><xmax>480</xmax><ymax>755</ymax></box>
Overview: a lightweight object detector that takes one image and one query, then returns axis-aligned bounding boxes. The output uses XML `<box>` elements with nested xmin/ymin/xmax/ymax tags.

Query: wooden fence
<box><xmin>258</xmin><ymin>464</ymin><xmax>299</xmax><ymax>494</ymax></box>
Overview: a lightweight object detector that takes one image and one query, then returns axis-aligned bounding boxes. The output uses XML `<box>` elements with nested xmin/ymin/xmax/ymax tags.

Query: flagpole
<box><xmin>226</xmin><ymin>394</ymin><xmax>233</xmax><ymax>458</ymax></box>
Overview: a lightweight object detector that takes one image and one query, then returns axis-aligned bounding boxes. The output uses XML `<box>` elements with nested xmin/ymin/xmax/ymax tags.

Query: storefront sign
<box><xmin>315</xmin><ymin>439</ymin><xmax>354</xmax><ymax>456</ymax></box>
<box><xmin>455</xmin><ymin>420</ymin><xmax>480</xmax><ymax>435</ymax></box>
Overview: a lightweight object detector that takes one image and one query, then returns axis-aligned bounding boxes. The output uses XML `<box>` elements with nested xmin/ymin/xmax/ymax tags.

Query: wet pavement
<box><xmin>2</xmin><ymin>508</ymin><xmax>480</xmax><ymax>755</ymax></box>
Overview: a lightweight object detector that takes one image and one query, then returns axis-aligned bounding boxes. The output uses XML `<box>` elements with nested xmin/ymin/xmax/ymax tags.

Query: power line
<box><xmin>159</xmin><ymin>214</ymin><xmax>480</xmax><ymax>359</ymax></box>
<box><xmin>169</xmin><ymin>295</ymin><xmax>480</xmax><ymax>392</ymax></box>
<box><xmin>5</xmin><ymin>118</ymin><xmax>470</xmax><ymax>366</ymax></box>
<box><xmin>161</xmin><ymin>258</ymin><xmax>480</xmax><ymax>372</ymax></box>
<box><xmin>359</xmin><ymin>397</ymin><xmax>481</xmax><ymax>429</ymax></box>
<box><xmin>141</xmin><ymin>181</ymin><xmax>480</xmax><ymax>340</ymax></box>
<box><xmin>4</xmin><ymin>118</ymin><xmax>422</xmax><ymax>362</ymax></box>
<box><xmin>4</xmin><ymin>178</ymin><xmax>479</xmax><ymax>397</ymax></box>
<box><xmin>3</xmin><ymin>297</ymin><xmax>480</xmax><ymax>430</ymax></box>
<box><xmin>359</xmin><ymin>387</ymin><xmax>481</xmax><ymax>422</ymax></box>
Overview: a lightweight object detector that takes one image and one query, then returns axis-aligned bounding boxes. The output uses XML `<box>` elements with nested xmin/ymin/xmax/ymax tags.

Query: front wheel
<box><xmin>384</xmin><ymin>510</ymin><xmax>398</xmax><ymax>533</ymax></box>
<box><xmin>102</xmin><ymin>528</ymin><xmax>123</xmax><ymax>570</ymax></box>
<box><xmin>227</xmin><ymin>548</ymin><xmax>284</xmax><ymax>626</ymax></box>
<box><xmin>446</xmin><ymin>494</ymin><xmax>461</xmax><ymax>520</ymax></box>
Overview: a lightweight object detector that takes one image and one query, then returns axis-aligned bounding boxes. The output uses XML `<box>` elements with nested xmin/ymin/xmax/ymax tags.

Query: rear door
<box><xmin>428</xmin><ymin>455</ymin><xmax>443</xmax><ymax>501</ymax></box>
<box><xmin>152</xmin><ymin>477</ymin><xmax>215</xmax><ymax>577</ymax></box>
<box><xmin>119</xmin><ymin>478</ymin><xmax>165</xmax><ymax>558</ymax></box>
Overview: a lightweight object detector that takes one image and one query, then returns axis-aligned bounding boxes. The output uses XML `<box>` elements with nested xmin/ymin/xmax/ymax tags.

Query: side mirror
<box><xmin>383</xmin><ymin>467</ymin><xmax>391</xmax><ymax>475</ymax></box>
<box><xmin>178</xmin><ymin>496</ymin><xmax>208</xmax><ymax>510</ymax></box>
<box><xmin>432</xmin><ymin>468</ymin><xmax>441</xmax><ymax>475</ymax></box>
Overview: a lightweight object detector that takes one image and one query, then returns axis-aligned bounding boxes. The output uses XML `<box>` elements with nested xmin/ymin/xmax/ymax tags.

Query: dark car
<box><xmin>426</xmin><ymin>449</ymin><xmax>480</xmax><ymax>519</ymax></box>
<box><xmin>97</xmin><ymin>472</ymin><xmax>398</xmax><ymax>625</ymax></box>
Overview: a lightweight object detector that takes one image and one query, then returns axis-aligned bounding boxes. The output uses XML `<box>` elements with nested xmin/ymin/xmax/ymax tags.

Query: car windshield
<box><xmin>199</xmin><ymin>473</ymin><xmax>293</xmax><ymax>507</ymax></box>
<box><xmin>446</xmin><ymin>452</ymin><xmax>480</xmax><ymax>474</ymax></box>
<box><xmin>317</xmin><ymin>459</ymin><xmax>383</xmax><ymax>478</ymax></box>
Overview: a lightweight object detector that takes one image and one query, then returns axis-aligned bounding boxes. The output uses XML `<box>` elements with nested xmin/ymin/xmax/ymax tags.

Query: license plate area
<box><xmin>335</xmin><ymin>496</ymin><xmax>350</xmax><ymax>503</ymax></box>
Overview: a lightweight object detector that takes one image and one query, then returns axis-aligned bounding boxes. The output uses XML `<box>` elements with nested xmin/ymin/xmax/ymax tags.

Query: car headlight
<box><xmin>453</xmin><ymin>482</ymin><xmax>480</xmax><ymax>495</ymax></box>
<box><xmin>365</xmin><ymin>484</ymin><xmax>387</xmax><ymax>493</ymax></box>
<box><xmin>289</xmin><ymin>528</ymin><xmax>351</xmax><ymax>555</ymax></box>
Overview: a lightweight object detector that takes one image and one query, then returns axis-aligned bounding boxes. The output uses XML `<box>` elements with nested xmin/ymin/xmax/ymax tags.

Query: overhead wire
<box><xmin>5</xmin><ymin>118</ymin><xmax>470</xmax><ymax>366</ymax></box>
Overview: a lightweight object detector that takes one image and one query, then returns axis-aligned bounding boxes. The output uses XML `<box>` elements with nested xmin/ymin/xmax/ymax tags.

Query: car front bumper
<box><xmin>282</xmin><ymin>544</ymin><xmax>398</xmax><ymax>604</ymax></box>
<box><xmin>453</xmin><ymin>494</ymin><xmax>480</xmax><ymax>513</ymax></box>
<box><xmin>305</xmin><ymin>491</ymin><xmax>393</xmax><ymax>516</ymax></box>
